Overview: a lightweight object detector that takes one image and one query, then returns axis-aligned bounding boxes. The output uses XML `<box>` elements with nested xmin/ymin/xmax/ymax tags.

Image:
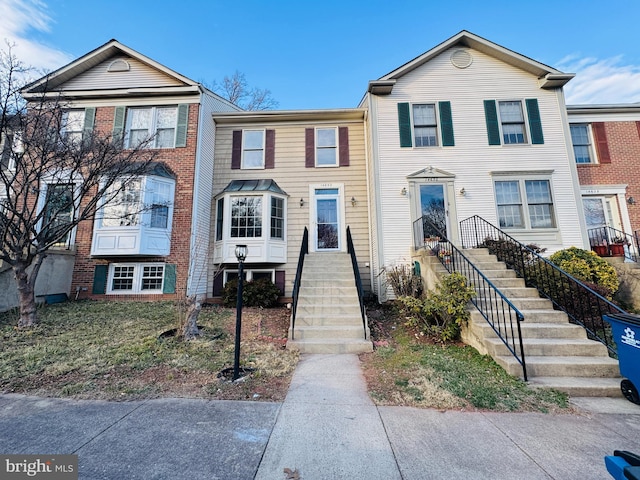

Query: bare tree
<box><xmin>0</xmin><ymin>45</ymin><xmax>158</xmax><ymax>327</ymax></box>
<box><xmin>210</xmin><ymin>71</ymin><xmax>279</xmax><ymax>111</ymax></box>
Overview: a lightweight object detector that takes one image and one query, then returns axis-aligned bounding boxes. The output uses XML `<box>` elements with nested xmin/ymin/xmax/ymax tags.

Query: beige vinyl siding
<box><xmin>61</xmin><ymin>55</ymin><xmax>184</xmax><ymax>91</ymax></box>
<box><xmin>209</xmin><ymin>118</ymin><xmax>370</xmax><ymax>297</ymax></box>
<box><xmin>372</xmin><ymin>47</ymin><xmax>586</xmax><ymax>274</ymax></box>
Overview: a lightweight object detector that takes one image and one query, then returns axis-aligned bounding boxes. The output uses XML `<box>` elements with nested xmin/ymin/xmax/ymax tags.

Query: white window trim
<box><xmin>570</xmin><ymin>123</ymin><xmax>599</xmax><ymax>164</ymax></box>
<box><xmin>125</xmin><ymin>106</ymin><xmax>178</xmax><ymax>149</ymax></box>
<box><xmin>492</xmin><ymin>172</ymin><xmax>557</xmax><ymax>230</ymax></box>
<box><xmin>36</xmin><ymin>175</ymin><xmax>81</xmax><ymax>247</ymax></box>
<box><xmin>315</xmin><ymin>127</ymin><xmax>338</xmax><ymax>167</ymax></box>
<box><xmin>411</xmin><ymin>103</ymin><xmax>439</xmax><ymax>148</ymax></box>
<box><xmin>219</xmin><ymin>192</ymin><xmax>287</xmax><ymax>241</ymax></box>
<box><xmin>107</xmin><ymin>262</ymin><xmax>165</xmax><ymax>294</ymax></box>
<box><xmin>497</xmin><ymin>100</ymin><xmax>530</xmax><ymax>146</ymax></box>
<box><xmin>242</xmin><ymin>129</ymin><xmax>266</xmax><ymax>169</ymax></box>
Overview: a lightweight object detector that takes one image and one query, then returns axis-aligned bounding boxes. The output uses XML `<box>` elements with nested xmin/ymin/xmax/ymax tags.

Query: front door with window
<box><xmin>311</xmin><ymin>186</ymin><xmax>343</xmax><ymax>251</ymax></box>
<box><xmin>419</xmin><ymin>184</ymin><xmax>448</xmax><ymax>239</ymax></box>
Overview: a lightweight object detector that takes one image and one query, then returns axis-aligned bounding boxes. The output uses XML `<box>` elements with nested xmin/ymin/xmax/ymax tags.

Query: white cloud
<box><xmin>0</xmin><ymin>0</ymin><xmax>72</xmax><ymax>73</ymax></box>
<box><xmin>558</xmin><ymin>54</ymin><xmax>640</xmax><ymax>105</ymax></box>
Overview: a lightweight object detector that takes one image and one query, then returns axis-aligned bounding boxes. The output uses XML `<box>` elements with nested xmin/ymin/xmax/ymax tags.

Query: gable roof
<box><xmin>367</xmin><ymin>30</ymin><xmax>575</xmax><ymax>95</ymax></box>
<box><xmin>20</xmin><ymin>39</ymin><xmax>237</xmax><ymax>109</ymax></box>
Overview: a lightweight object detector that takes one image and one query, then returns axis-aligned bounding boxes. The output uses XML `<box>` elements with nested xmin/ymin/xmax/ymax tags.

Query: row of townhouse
<box><xmin>7</xmin><ymin>30</ymin><xmax>640</xmax><ymax>307</ymax></box>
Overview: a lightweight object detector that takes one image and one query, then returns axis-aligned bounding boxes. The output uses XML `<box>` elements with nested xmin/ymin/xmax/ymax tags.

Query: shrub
<box><xmin>384</xmin><ymin>263</ymin><xmax>423</xmax><ymax>298</ymax></box>
<box><xmin>399</xmin><ymin>272</ymin><xmax>475</xmax><ymax>342</ymax></box>
<box><xmin>222</xmin><ymin>277</ymin><xmax>281</xmax><ymax>308</ymax></box>
<box><xmin>548</xmin><ymin>246</ymin><xmax>619</xmax><ymax>297</ymax></box>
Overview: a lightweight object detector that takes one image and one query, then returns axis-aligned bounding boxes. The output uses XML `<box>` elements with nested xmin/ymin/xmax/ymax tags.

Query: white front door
<box><xmin>310</xmin><ymin>185</ymin><xmax>344</xmax><ymax>252</ymax></box>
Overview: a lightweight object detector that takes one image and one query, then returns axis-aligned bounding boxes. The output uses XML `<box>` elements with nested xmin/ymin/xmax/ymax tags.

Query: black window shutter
<box><xmin>338</xmin><ymin>126</ymin><xmax>349</xmax><ymax>166</ymax></box>
<box><xmin>305</xmin><ymin>128</ymin><xmax>315</xmax><ymax>167</ymax></box>
<box><xmin>275</xmin><ymin>270</ymin><xmax>285</xmax><ymax>295</ymax></box>
<box><xmin>92</xmin><ymin>265</ymin><xmax>108</xmax><ymax>294</ymax></box>
<box><xmin>525</xmin><ymin>99</ymin><xmax>544</xmax><ymax>145</ymax></box>
<box><xmin>438</xmin><ymin>101</ymin><xmax>455</xmax><ymax>147</ymax></box>
<box><xmin>265</xmin><ymin>129</ymin><xmax>275</xmax><ymax>169</ymax></box>
<box><xmin>483</xmin><ymin>100</ymin><xmax>501</xmax><ymax>145</ymax></box>
<box><xmin>397</xmin><ymin>103</ymin><xmax>412</xmax><ymax>147</ymax></box>
<box><xmin>163</xmin><ymin>264</ymin><xmax>176</xmax><ymax>294</ymax></box>
<box><xmin>231</xmin><ymin>130</ymin><xmax>242</xmax><ymax>169</ymax></box>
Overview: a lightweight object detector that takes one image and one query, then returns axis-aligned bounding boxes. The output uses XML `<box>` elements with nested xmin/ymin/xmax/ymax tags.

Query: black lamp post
<box><xmin>233</xmin><ymin>244</ymin><xmax>247</xmax><ymax>381</ymax></box>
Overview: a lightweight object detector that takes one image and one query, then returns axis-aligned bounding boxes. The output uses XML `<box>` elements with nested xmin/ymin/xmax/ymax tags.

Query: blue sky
<box><xmin>2</xmin><ymin>0</ymin><xmax>640</xmax><ymax>110</ymax></box>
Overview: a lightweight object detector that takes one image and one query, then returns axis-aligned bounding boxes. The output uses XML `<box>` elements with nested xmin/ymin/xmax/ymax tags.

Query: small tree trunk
<box><xmin>182</xmin><ymin>295</ymin><xmax>202</xmax><ymax>340</ymax></box>
<box><xmin>15</xmin><ymin>262</ymin><xmax>38</xmax><ymax>328</ymax></box>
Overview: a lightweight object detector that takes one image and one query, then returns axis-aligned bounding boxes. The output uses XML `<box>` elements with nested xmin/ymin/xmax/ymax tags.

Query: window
<box><xmin>127</xmin><ymin>106</ymin><xmax>177</xmax><ymax>149</ymax></box>
<box><xmin>42</xmin><ymin>183</ymin><xmax>75</xmax><ymax>245</ymax></box>
<box><xmin>570</xmin><ymin>124</ymin><xmax>595</xmax><ymax>164</ymax></box>
<box><xmin>495</xmin><ymin>179</ymin><xmax>555</xmax><ymax>229</ymax></box>
<box><xmin>316</xmin><ymin>128</ymin><xmax>337</xmax><ymax>166</ymax></box>
<box><xmin>231</xmin><ymin>196</ymin><xmax>262</xmax><ymax>237</ymax></box>
<box><xmin>484</xmin><ymin>99</ymin><xmax>543</xmax><ymax>146</ymax></box>
<box><xmin>148</xmin><ymin>180</ymin><xmax>171</xmax><ymax>229</ymax></box>
<box><xmin>224</xmin><ymin>269</ymin><xmax>274</xmax><ymax>285</ymax></box>
<box><xmin>242</xmin><ymin>130</ymin><xmax>265</xmax><ymax>168</ymax></box>
<box><xmin>413</xmin><ymin>104</ymin><xmax>438</xmax><ymax>147</ymax></box>
<box><xmin>0</xmin><ymin>131</ymin><xmax>16</xmax><ymax>170</ymax></box>
<box><xmin>499</xmin><ymin>101</ymin><xmax>526</xmax><ymax>144</ymax></box>
<box><xmin>101</xmin><ymin>178</ymin><xmax>142</xmax><ymax>227</ymax></box>
<box><xmin>108</xmin><ymin>263</ymin><xmax>165</xmax><ymax>294</ymax></box>
<box><xmin>397</xmin><ymin>102</ymin><xmax>454</xmax><ymax>148</ymax></box>
<box><xmin>271</xmin><ymin>196</ymin><xmax>284</xmax><ymax>239</ymax></box>
<box><xmin>61</xmin><ymin>110</ymin><xmax>85</xmax><ymax>145</ymax></box>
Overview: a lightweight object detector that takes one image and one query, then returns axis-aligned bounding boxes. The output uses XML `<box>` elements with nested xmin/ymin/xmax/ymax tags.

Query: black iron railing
<box><xmin>413</xmin><ymin>216</ymin><xmax>528</xmax><ymax>380</ymax></box>
<box><xmin>460</xmin><ymin>215</ymin><xmax>625</xmax><ymax>355</ymax></box>
<box><xmin>588</xmin><ymin>225</ymin><xmax>637</xmax><ymax>262</ymax></box>
<box><xmin>346</xmin><ymin>226</ymin><xmax>367</xmax><ymax>338</ymax></box>
<box><xmin>290</xmin><ymin>227</ymin><xmax>309</xmax><ymax>340</ymax></box>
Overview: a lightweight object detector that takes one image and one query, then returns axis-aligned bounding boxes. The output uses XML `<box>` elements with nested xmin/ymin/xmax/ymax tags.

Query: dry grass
<box><xmin>0</xmin><ymin>300</ymin><xmax>298</xmax><ymax>401</ymax></box>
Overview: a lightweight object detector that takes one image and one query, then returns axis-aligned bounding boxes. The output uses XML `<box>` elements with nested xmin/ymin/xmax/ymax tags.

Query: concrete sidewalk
<box><xmin>0</xmin><ymin>354</ymin><xmax>639</xmax><ymax>479</ymax></box>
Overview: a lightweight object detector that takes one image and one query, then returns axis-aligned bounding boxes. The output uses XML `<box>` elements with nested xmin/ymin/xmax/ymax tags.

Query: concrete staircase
<box><xmin>287</xmin><ymin>252</ymin><xmax>373</xmax><ymax>354</ymax></box>
<box><xmin>459</xmin><ymin>248</ymin><xmax>622</xmax><ymax>398</ymax></box>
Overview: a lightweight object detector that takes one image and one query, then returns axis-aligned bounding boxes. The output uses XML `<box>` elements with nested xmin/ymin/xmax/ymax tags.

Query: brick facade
<box><xmin>577</xmin><ymin>121</ymin><xmax>640</xmax><ymax>234</ymax></box>
<box><xmin>70</xmin><ymin>103</ymin><xmax>200</xmax><ymax>301</ymax></box>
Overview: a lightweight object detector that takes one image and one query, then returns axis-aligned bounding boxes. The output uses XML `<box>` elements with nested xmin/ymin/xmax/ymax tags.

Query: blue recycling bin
<box><xmin>604</xmin><ymin>313</ymin><xmax>640</xmax><ymax>405</ymax></box>
<box><xmin>605</xmin><ymin>450</ymin><xmax>640</xmax><ymax>480</ymax></box>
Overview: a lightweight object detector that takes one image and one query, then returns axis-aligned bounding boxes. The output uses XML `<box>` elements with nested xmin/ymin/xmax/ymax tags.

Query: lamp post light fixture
<box><xmin>233</xmin><ymin>244</ymin><xmax>248</xmax><ymax>381</ymax></box>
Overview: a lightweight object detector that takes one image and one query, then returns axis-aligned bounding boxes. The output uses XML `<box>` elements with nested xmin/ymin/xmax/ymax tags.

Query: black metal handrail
<box><xmin>588</xmin><ymin>225</ymin><xmax>637</xmax><ymax>262</ymax></box>
<box><xmin>290</xmin><ymin>227</ymin><xmax>308</xmax><ymax>340</ymax></box>
<box><xmin>460</xmin><ymin>215</ymin><xmax>625</xmax><ymax>355</ymax></box>
<box><xmin>413</xmin><ymin>216</ymin><xmax>528</xmax><ymax>380</ymax></box>
<box><xmin>346</xmin><ymin>226</ymin><xmax>367</xmax><ymax>338</ymax></box>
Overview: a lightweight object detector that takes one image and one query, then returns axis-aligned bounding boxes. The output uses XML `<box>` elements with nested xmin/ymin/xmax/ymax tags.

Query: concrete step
<box><xmin>470</xmin><ymin>309</ymin><xmax>570</xmax><ymax>324</ymax></box>
<box><xmin>474</xmin><ymin>286</ymin><xmax>540</xmax><ymax>299</ymax></box>
<box><xmin>485</xmin><ymin>337</ymin><xmax>610</xmax><ymax>357</ymax></box>
<box><xmin>287</xmin><ymin>338</ymin><xmax>373</xmax><ymax>354</ymax></box>
<box><xmin>528</xmin><ymin>377</ymin><xmax>623</xmax><ymax>398</ymax></box>
<box><xmin>475</xmin><ymin>269</ymin><xmax>518</xmax><ymax>279</ymax></box>
<box><xmin>295</xmin><ymin>314</ymin><xmax>365</xmax><ymax>327</ymax></box>
<box><xmin>476</xmin><ymin>297</ymin><xmax>553</xmax><ymax>310</ymax></box>
<box><xmin>299</xmin><ymin>285</ymin><xmax>357</xmax><ymax>296</ymax></box>
<box><xmin>295</xmin><ymin>304</ymin><xmax>363</xmax><ymax>316</ymax></box>
<box><xmin>496</xmin><ymin>355</ymin><xmax>620</xmax><ymax>378</ymax></box>
<box><xmin>472</xmin><ymin>321</ymin><xmax>587</xmax><ymax>340</ymax></box>
<box><xmin>292</xmin><ymin>325</ymin><xmax>365</xmax><ymax>340</ymax></box>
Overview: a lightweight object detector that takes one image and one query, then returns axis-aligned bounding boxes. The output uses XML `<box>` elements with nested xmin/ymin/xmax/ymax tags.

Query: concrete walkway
<box><xmin>1</xmin><ymin>354</ymin><xmax>639</xmax><ymax>479</ymax></box>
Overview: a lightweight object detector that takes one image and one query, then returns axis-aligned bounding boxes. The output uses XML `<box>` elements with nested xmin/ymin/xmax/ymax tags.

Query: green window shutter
<box><xmin>175</xmin><ymin>104</ymin><xmax>189</xmax><ymax>147</ymax></box>
<box><xmin>82</xmin><ymin>107</ymin><xmax>96</xmax><ymax>142</ymax></box>
<box><xmin>92</xmin><ymin>265</ymin><xmax>108</xmax><ymax>294</ymax></box>
<box><xmin>483</xmin><ymin>100</ymin><xmax>501</xmax><ymax>145</ymax></box>
<box><xmin>113</xmin><ymin>106</ymin><xmax>126</xmax><ymax>144</ymax></box>
<box><xmin>438</xmin><ymin>101</ymin><xmax>454</xmax><ymax>147</ymax></box>
<box><xmin>163</xmin><ymin>264</ymin><xmax>176</xmax><ymax>293</ymax></box>
<box><xmin>525</xmin><ymin>99</ymin><xmax>544</xmax><ymax>144</ymax></box>
<box><xmin>397</xmin><ymin>103</ymin><xmax>412</xmax><ymax>147</ymax></box>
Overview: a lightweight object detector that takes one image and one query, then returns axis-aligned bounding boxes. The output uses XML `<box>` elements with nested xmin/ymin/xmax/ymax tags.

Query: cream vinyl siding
<box><xmin>61</xmin><ymin>55</ymin><xmax>184</xmax><ymax>91</ymax></box>
<box><xmin>209</xmin><ymin>119</ymin><xmax>370</xmax><ymax>297</ymax></box>
<box><xmin>371</xmin><ymin>47</ymin><xmax>585</xmax><ymax>277</ymax></box>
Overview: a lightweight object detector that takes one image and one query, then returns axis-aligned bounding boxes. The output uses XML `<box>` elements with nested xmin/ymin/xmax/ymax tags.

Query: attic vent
<box><xmin>107</xmin><ymin>59</ymin><xmax>130</xmax><ymax>72</ymax></box>
<box><xmin>450</xmin><ymin>49</ymin><xmax>472</xmax><ymax>69</ymax></box>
